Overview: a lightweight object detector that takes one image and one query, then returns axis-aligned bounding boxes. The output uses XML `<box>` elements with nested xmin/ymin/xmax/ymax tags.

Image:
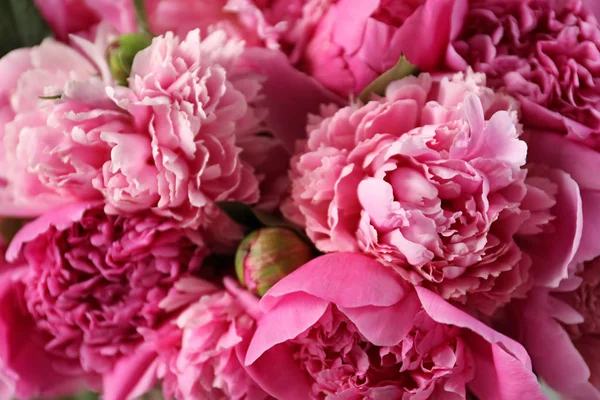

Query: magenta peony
<box><xmin>448</xmin><ymin>0</ymin><xmax>600</xmax><ymax>148</ymax></box>
<box><xmin>5</xmin><ymin>202</ymin><xmax>209</xmax><ymax>374</ymax></box>
<box><xmin>107</xmin><ymin>29</ymin><xmax>265</xmax><ymax>227</ymax></box>
<box><xmin>285</xmin><ymin>71</ymin><xmax>580</xmax><ymax>312</ymax></box>
<box><xmin>0</xmin><ymin>240</ymin><xmax>96</xmax><ymax>399</ymax></box>
<box><xmin>243</xmin><ymin>253</ymin><xmax>545</xmax><ymax>399</ymax></box>
<box><xmin>505</xmin><ymin>131</ymin><xmax>600</xmax><ymax>399</ymax></box>
<box><xmin>102</xmin><ymin>278</ymin><xmax>268</xmax><ymax>400</ymax></box>
<box><xmin>298</xmin><ymin>0</ymin><xmax>467</xmax><ymax>95</ymax></box>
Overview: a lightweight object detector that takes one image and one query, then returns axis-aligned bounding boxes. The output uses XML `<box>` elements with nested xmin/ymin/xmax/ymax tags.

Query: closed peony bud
<box><xmin>107</xmin><ymin>33</ymin><xmax>153</xmax><ymax>85</ymax></box>
<box><xmin>235</xmin><ymin>227</ymin><xmax>314</xmax><ymax>296</ymax></box>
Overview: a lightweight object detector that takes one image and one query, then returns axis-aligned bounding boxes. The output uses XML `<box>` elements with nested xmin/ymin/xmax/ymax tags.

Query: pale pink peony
<box><xmin>102</xmin><ymin>278</ymin><xmax>268</xmax><ymax>400</ymax></box>
<box><xmin>0</xmin><ymin>28</ymin><xmax>122</xmax><ymax>217</ymax></box>
<box><xmin>298</xmin><ymin>0</ymin><xmax>467</xmax><ymax>95</ymax></box>
<box><xmin>34</xmin><ymin>0</ymin><xmax>100</xmax><ymax>40</ymax></box>
<box><xmin>243</xmin><ymin>253</ymin><xmax>545</xmax><ymax>399</ymax></box>
<box><xmin>5</xmin><ymin>202</ymin><xmax>209</xmax><ymax>374</ymax></box>
<box><xmin>106</xmin><ymin>29</ymin><xmax>265</xmax><ymax>227</ymax></box>
<box><xmin>285</xmin><ymin>71</ymin><xmax>579</xmax><ymax>313</ymax></box>
<box><xmin>448</xmin><ymin>0</ymin><xmax>600</xmax><ymax>148</ymax></box>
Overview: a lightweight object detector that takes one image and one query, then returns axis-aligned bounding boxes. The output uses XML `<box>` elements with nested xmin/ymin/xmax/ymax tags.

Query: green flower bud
<box><xmin>235</xmin><ymin>227</ymin><xmax>314</xmax><ymax>296</ymax></box>
<box><xmin>107</xmin><ymin>33</ymin><xmax>153</xmax><ymax>85</ymax></box>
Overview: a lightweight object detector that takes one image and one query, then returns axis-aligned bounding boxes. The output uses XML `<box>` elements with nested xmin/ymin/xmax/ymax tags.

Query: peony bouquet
<box><xmin>0</xmin><ymin>0</ymin><xmax>599</xmax><ymax>399</ymax></box>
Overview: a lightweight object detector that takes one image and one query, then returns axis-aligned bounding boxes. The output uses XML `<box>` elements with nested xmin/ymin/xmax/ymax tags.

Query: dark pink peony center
<box><xmin>291</xmin><ymin>306</ymin><xmax>472</xmax><ymax>399</ymax></box>
<box><xmin>21</xmin><ymin>208</ymin><xmax>207</xmax><ymax>372</ymax></box>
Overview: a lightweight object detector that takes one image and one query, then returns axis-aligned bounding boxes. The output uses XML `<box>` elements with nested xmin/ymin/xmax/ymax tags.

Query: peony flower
<box><xmin>0</xmin><ymin>28</ymin><xmax>121</xmax><ymax>217</ymax></box>
<box><xmin>448</xmin><ymin>0</ymin><xmax>600</xmax><ymax>148</ymax></box>
<box><xmin>285</xmin><ymin>71</ymin><xmax>581</xmax><ymax>313</ymax></box>
<box><xmin>102</xmin><ymin>278</ymin><xmax>268</xmax><ymax>400</ymax></box>
<box><xmin>243</xmin><ymin>253</ymin><xmax>545</xmax><ymax>399</ymax></box>
<box><xmin>299</xmin><ymin>0</ymin><xmax>467</xmax><ymax>96</ymax></box>
<box><xmin>5</xmin><ymin>202</ymin><xmax>209</xmax><ymax>374</ymax></box>
<box><xmin>504</xmin><ymin>130</ymin><xmax>600</xmax><ymax>399</ymax></box>
<box><xmin>107</xmin><ymin>29</ymin><xmax>265</xmax><ymax>227</ymax></box>
<box><xmin>0</xmin><ymin>240</ymin><xmax>95</xmax><ymax>399</ymax></box>
<box><xmin>34</xmin><ymin>0</ymin><xmax>100</xmax><ymax>40</ymax></box>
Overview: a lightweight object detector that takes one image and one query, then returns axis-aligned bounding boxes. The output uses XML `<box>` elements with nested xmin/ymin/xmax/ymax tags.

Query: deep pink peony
<box><xmin>299</xmin><ymin>0</ymin><xmax>467</xmax><ymax>95</ymax></box>
<box><xmin>243</xmin><ymin>253</ymin><xmax>545</xmax><ymax>399</ymax></box>
<box><xmin>102</xmin><ymin>278</ymin><xmax>268</xmax><ymax>400</ymax></box>
<box><xmin>107</xmin><ymin>29</ymin><xmax>265</xmax><ymax>227</ymax></box>
<box><xmin>285</xmin><ymin>71</ymin><xmax>580</xmax><ymax>313</ymax></box>
<box><xmin>504</xmin><ymin>131</ymin><xmax>600</xmax><ymax>399</ymax></box>
<box><xmin>448</xmin><ymin>0</ymin><xmax>600</xmax><ymax>148</ymax></box>
<box><xmin>0</xmin><ymin>240</ymin><xmax>96</xmax><ymax>399</ymax></box>
<box><xmin>34</xmin><ymin>0</ymin><xmax>100</xmax><ymax>40</ymax></box>
<box><xmin>5</xmin><ymin>202</ymin><xmax>209</xmax><ymax>374</ymax></box>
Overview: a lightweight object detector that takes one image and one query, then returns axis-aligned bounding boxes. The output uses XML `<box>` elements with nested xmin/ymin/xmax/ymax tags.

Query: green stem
<box><xmin>132</xmin><ymin>0</ymin><xmax>151</xmax><ymax>35</ymax></box>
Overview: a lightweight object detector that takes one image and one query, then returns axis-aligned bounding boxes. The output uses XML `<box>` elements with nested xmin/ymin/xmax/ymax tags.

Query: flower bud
<box><xmin>235</xmin><ymin>227</ymin><xmax>314</xmax><ymax>296</ymax></box>
<box><xmin>107</xmin><ymin>33</ymin><xmax>153</xmax><ymax>85</ymax></box>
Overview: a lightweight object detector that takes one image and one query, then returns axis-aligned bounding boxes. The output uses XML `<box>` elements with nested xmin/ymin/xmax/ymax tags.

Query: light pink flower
<box><xmin>299</xmin><ymin>0</ymin><xmax>467</xmax><ymax>95</ymax></box>
<box><xmin>0</xmin><ymin>38</ymin><xmax>107</xmax><ymax>216</ymax></box>
<box><xmin>286</xmin><ymin>71</ymin><xmax>579</xmax><ymax>313</ymax></box>
<box><xmin>34</xmin><ymin>0</ymin><xmax>100</xmax><ymax>40</ymax></box>
<box><xmin>243</xmin><ymin>253</ymin><xmax>545</xmax><ymax>400</ymax></box>
<box><xmin>0</xmin><ymin>241</ymin><xmax>95</xmax><ymax>399</ymax></box>
<box><xmin>5</xmin><ymin>202</ymin><xmax>209</xmax><ymax>374</ymax></box>
<box><xmin>448</xmin><ymin>0</ymin><xmax>600</xmax><ymax>148</ymax></box>
<box><xmin>107</xmin><ymin>29</ymin><xmax>264</xmax><ymax>227</ymax></box>
<box><xmin>102</xmin><ymin>278</ymin><xmax>268</xmax><ymax>400</ymax></box>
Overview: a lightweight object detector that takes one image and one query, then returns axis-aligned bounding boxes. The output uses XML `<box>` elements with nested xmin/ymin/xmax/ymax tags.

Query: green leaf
<box><xmin>0</xmin><ymin>217</ymin><xmax>28</xmax><ymax>243</ymax></box>
<box><xmin>358</xmin><ymin>55</ymin><xmax>419</xmax><ymax>103</ymax></box>
<box><xmin>0</xmin><ymin>0</ymin><xmax>52</xmax><ymax>57</ymax></box>
<box><xmin>38</xmin><ymin>94</ymin><xmax>62</xmax><ymax>100</ymax></box>
<box><xmin>132</xmin><ymin>0</ymin><xmax>152</xmax><ymax>35</ymax></box>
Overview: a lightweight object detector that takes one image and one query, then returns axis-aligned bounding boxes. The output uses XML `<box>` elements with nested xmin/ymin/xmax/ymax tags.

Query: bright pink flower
<box><xmin>34</xmin><ymin>0</ymin><xmax>100</xmax><ymax>40</ymax></box>
<box><xmin>0</xmin><ymin>241</ymin><xmax>96</xmax><ymax>399</ymax></box>
<box><xmin>448</xmin><ymin>0</ymin><xmax>600</xmax><ymax>149</ymax></box>
<box><xmin>286</xmin><ymin>71</ymin><xmax>578</xmax><ymax>313</ymax></box>
<box><xmin>5</xmin><ymin>202</ymin><xmax>209</xmax><ymax>374</ymax></box>
<box><xmin>505</xmin><ymin>131</ymin><xmax>600</xmax><ymax>399</ymax></box>
<box><xmin>102</xmin><ymin>278</ymin><xmax>268</xmax><ymax>400</ymax></box>
<box><xmin>107</xmin><ymin>29</ymin><xmax>264</xmax><ymax>227</ymax></box>
<box><xmin>299</xmin><ymin>0</ymin><xmax>467</xmax><ymax>95</ymax></box>
<box><xmin>243</xmin><ymin>253</ymin><xmax>545</xmax><ymax>400</ymax></box>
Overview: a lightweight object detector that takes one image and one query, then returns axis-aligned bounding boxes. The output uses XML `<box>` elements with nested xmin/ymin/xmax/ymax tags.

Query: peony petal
<box><xmin>246</xmin><ymin>293</ymin><xmax>328</xmax><ymax>365</ymax></box>
<box><xmin>239</xmin><ymin>48</ymin><xmax>343</xmax><ymax>153</ymax></box>
<box><xmin>340</xmin><ymin>289</ymin><xmax>421</xmax><ymax>346</ymax></box>
<box><xmin>103</xmin><ymin>348</ymin><xmax>159</xmax><ymax>400</ymax></box>
<box><xmin>6</xmin><ymin>201</ymin><xmax>101</xmax><ymax>262</ymax></box>
<box><xmin>237</xmin><ymin>337</ymin><xmax>311</xmax><ymax>400</ymax></box>
<box><xmin>261</xmin><ymin>253</ymin><xmax>406</xmax><ymax>310</ymax></box>
<box><xmin>415</xmin><ymin>287</ymin><xmax>532</xmax><ymax>366</ymax></box>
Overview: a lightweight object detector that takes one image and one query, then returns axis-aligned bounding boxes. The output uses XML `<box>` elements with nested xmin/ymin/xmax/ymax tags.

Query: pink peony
<box><xmin>285</xmin><ymin>71</ymin><xmax>580</xmax><ymax>313</ymax></box>
<box><xmin>504</xmin><ymin>130</ymin><xmax>600</xmax><ymax>399</ymax></box>
<box><xmin>448</xmin><ymin>0</ymin><xmax>600</xmax><ymax>148</ymax></box>
<box><xmin>34</xmin><ymin>0</ymin><xmax>100</xmax><ymax>40</ymax></box>
<box><xmin>0</xmin><ymin>29</ymin><xmax>120</xmax><ymax>217</ymax></box>
<box><xmin>107</xmin><ymin>29</ymin><xmax>265</xmax><ymax>227</ymax></box>
<box><xmin>85</xmin><ymin>0</ymin><xmax>328</xmax><ymax>53</ymax></box>
<box><xmin>5</xmin><ymin>202</ymin><xmax>209</xmax><ymax>374</ymax></box>
<box><xmin>102</xmin><ymin>278</ymin><xmax>268</xmax><ymax>400</ymax></box>
<box><xmin>298</xmin><ymin>0</ymin><xmax>467</xmax><ymax>95</ymax></box>
<box><xmin>0</xmin><ymin>241</ymin><xmax>95</xmax><ymax>399</ymax></box>
<box><xmin>243</xmin><ymin>253</ymin><xmax>545</xmax><ymax>399</ymax></box>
